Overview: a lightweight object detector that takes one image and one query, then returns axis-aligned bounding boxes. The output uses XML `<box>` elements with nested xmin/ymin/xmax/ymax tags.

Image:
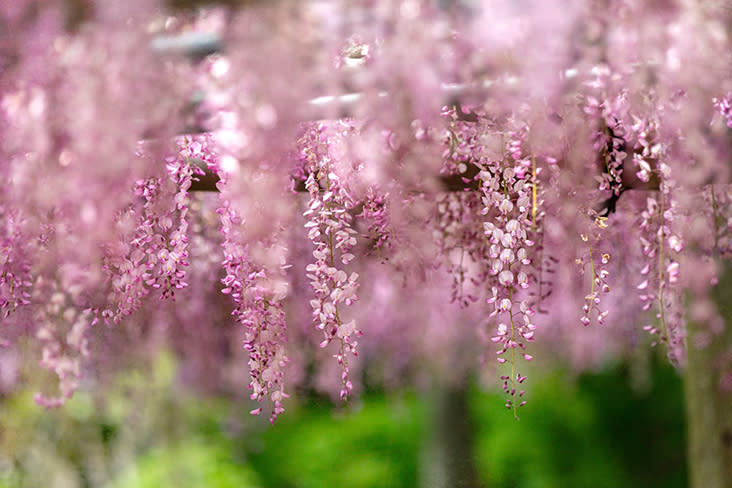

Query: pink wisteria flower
<box><xmin>300</xmin><ymin>122</ymin><xmax>362</xmax><ymax>401</ymax></box>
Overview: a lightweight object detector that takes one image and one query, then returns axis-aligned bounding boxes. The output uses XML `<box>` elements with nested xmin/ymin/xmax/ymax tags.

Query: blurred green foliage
<box><xmin>0</xmin><ymin>354</ymin><xmax>686</xmax><ymax>488</ymax></box>
<box><xmin>471</xmin><ymin>361</ymin><xmax>686</xmax><ymax>488</ymax></box>
<box><xmin>110</xmin><ymin>440</ymin><xmax>261</xmax><ymax>488</ymax></box>
<box><xmin>243</xmin><ymin>394</ymin><xmax>425</xmax><ymax>488</ymax></box>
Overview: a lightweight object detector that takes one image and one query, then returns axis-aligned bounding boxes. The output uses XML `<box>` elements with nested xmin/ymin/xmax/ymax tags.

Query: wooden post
<box><xmin>419</xmin><ymin>379</ymin><xmax>481</xmax><ymax>488</ymax></box>
<box><xmin>685</xmin><ymin>267</ymin><xmax>732</xmax><ymax>488</ymax></box>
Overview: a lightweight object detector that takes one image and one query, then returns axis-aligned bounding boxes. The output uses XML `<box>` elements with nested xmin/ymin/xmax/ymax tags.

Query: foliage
<box><xmin>109</xmin><ymin>441</ymin><xmax>262</xmax><ymax>488</ymax></box>
<box><xmin>472</xmin><ymin>359</ymin><xmax>686</xmax><ymax>488</ymax></box>
<box><xmin>0</xmin><ymin>353</ymin><xmax>685</xmax><ymax>488</ymax></box>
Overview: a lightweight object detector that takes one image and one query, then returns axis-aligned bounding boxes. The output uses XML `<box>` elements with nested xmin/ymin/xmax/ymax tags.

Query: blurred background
<box><xmin>0</xmin><ymin>349</ymin><xmax>686</xmax><ymax>488</ymax></box>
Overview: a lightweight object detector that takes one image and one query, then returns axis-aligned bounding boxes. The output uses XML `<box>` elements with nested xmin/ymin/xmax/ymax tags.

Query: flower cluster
<box><xmin>479</xmin><ymin>132</ymin><xmax>537</xmax><ymax>415</ymax></box>
<box><xmin>358</xmin><ymin>187</ymin><xmax>392</xmax><ymax>257</ymax></box>
<box><xmin>136</xmin><ymin>175</ymin><xmax>189</xmax><ymax>299</ymax></box>
<box><xmin>101</xmin><ymin>141</ymin><xmax>197</xmax><ymax>323</ymax></box>
<box><xmin>437</xmin><ymin>110</ymin><xmax>499</xmax><ymax>307</ymax></box>
<box><xmin>576</xmin><ymin>217</ymin><xmax>611</xmax><ymax>326</ymax></box>
<box><xmin>439</xmin><ymin>113</ymin><xmax>543</xmax><ymax>413</ymax></box>
<box><xmin>300</xmin><ymin>123</ymin><xmax>361</xmax><ymax>401</ymax></box>
<box><xmin>713</xmin><ymin>94</ymin><xmax>732</xmax><ymax>128</ymax></box>
<box><xmin>707</xmin><ymin>185</ymin><xmax>732</xmax><ymax>259</ymax></box>
<box><xmin>435</xmin><ymin>191</ymin><xmax>483</xmax><ymax>307</ymax></box>
<box><xmin>175</xmin><ymin>133</ymin><xmax>218</xmax><ymax>174</ymax></box>
<box><xmin>0</xmin><ymin>208</ymin><xmax>32</xmax><ymax>321</ymax></box>
<box><xmin>32</xmin><ymin>280</ymin><xmax>92</xmax><ymax>408</ymax></box>
<box><xmin>585</xmin><ymin>88</ymin><xmax>629</xmax><ymax>200</ymax></box>
<box><xmin>219</xmin><ymin>198</ymin><xmax>289</xmax><ymax>424</ymax></box>
<box><xmin>441</xmin><ymin>105</ymin><xmax>485</xmax><ymax>175</ymax></box>
<box><xmin>638</xmin><ymin>171</ymin><xmax>685</xmax><ymax>365</ymax></box>
<box><xmin>157</xmin><ymin>146</ymin><xmax>195</xmax><ymax>298</ymax></box>
<box><xmin>631</xmin><ymin>114</ymin><xmax>662</xmax><ymax>185</ymax></box>
<box><xmin>100</xmin><ymin>205</ymin><xmax>149</xmax><ymax>323</ymax></box>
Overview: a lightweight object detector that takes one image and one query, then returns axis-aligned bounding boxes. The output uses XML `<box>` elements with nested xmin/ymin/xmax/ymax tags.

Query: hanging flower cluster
<box><xmin>300</xmin><ymin>123</ymin><xmax>361</xmax><ymax>401</ymax></box>
<box><xmin>437</xmin><ymin>108</ymin><xmax>496</xmax><ymax>307</ymax></box>
<box><xmin>100</xmin><ymin>204</ymin><xmax>149</xmax><ymax>323</ymax></box>
<box><xmin>101</xmin><ymin>141</ymin><xmax>196</xmax><ymax>323</ymax></box>
<box><xmin>219</xmin><ymin>198</ymin><xmax>289</xmax><ymax>424</ymax></box>
<box><xmin>713</xmin><ymin>93</ymin><xmax>732</xmax><ymax>128</ymax></box>
<box><xmin>631</xmin><ymin>114</ymin><xmax>662</xmax><ymax>185</ymax></box>
<box><xmin>706</xmin><ymin>185</ymin><xmax>732</xmax><ymax>259</ymax></box>
<box><xmin>479</xmin><ymin>129</ymin><xmax>537</xmax><ymax>414</ymax></box>
<box><xmin>585</xmin><ymin>87</ymin><xmax>629</xmax><ymax>204</ymax></box>
<box><xmin>435</xmin><ymin>191</ymin><xmax>484</xmax><ymax>307</ymax></box>
<box><xmin>135</xmin><ymin>175</ymin><xmax>189</xmax><ymax>299</ymax></box>
<box><xmin>576</xmin><ymin>215</ymin><xmax>612</xmax><ymax>327</ymax></box>
<box><xmin>638</xmin><ymin>162</ymin><xmax>685</xmax><ymax>365</ymax></box>
<box><xmin>437</xmin><ymin>111</ymin><xmax>545</xmax><ymax>412</ymax></box>
<box><xmin>193</xmin><ymin>125</ymin><xmax>293</xmax><ymax>423</ymax></box>
<box><xmin>32</xmin><ymin>280</ymin><xmax>93</xmax><ymax>408</ymax></box>
<box><xmin>358</xmin><ymin>187</ymin><xmax>392</xmax><ymax>257</ymax></box>
<box><xmin>581</xmin><ymin>77</ymin><xmax>676</xmax><ymax>336</ymax></box>
<box><xmin>0</xmin><ymin>208</ymin><xmax>32</xmax><ymax>321</ymax></box>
